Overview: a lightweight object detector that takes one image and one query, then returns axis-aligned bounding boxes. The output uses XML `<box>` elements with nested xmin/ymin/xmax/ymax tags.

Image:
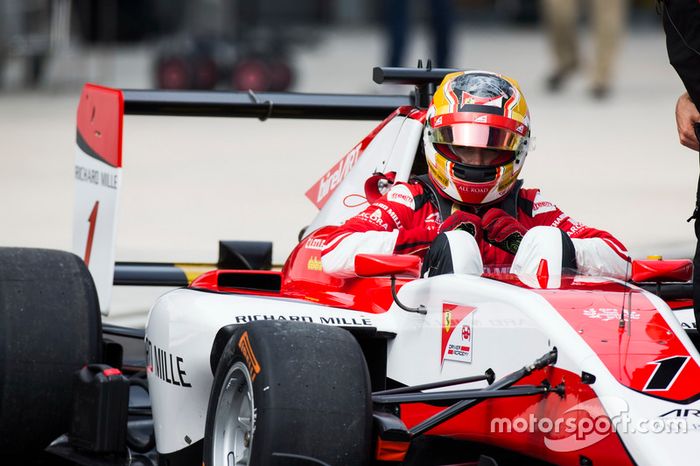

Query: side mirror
<box><xmin>355</xmin><ymin>254</ymin><xmax>421</xmax><ymax>279</ymax></box>
<box><xmin>631</xmin><ymin>259</ymin><xmax>693</xmax><ymax>283</ymax></box>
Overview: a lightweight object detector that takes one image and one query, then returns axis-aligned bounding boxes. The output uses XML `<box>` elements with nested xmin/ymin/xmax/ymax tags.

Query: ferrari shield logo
<box><xmin>441</xmin><ymin>303</ymin><xmax>476</xmax><ymax>366</ymax></box>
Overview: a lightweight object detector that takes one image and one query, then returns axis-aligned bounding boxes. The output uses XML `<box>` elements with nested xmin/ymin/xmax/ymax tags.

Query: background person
<box><xmin>660</xmin><ymin>0</ymin><xmax>700</xmax><ymax>324</ymax></box>
<box><xmin>541</xmin><ymin>0</ymin><xmax>628</xmax><ymax>98</ymax></box>
<box><xmin>385</xmin><ymin>0</ymin><xmax>454</xmax><ymax>68</ymax></box>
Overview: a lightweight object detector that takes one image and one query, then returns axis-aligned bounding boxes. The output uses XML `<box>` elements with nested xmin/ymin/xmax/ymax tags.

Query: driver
<box><xmin>320</xmin><ymin>70</ymin><xmax>629</xmax><ymax>279</ymax></box>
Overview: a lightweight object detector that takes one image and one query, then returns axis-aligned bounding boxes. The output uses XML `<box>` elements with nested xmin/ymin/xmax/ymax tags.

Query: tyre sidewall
<box><xmin>204</xmin><ymin>321</ymin><xmax>371</xmax><ymax>466</ymax></box>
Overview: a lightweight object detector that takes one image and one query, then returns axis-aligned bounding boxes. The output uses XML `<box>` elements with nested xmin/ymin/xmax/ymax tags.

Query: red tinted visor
<box><xmin>434</xmin><ymin>144</ymin><xmax>515</xmax><ymax>167</ymax></box>
<box><xmin>431</xmin><ymin>123</ymin><xmax>526</xmax><ymax>152</ymax></box>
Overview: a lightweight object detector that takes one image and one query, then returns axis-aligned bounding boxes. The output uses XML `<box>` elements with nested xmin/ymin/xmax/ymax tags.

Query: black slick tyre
<box><xmin>204</xmin><ymin>321</ymin><xmax>372</xmax><ymax>466</ymax></box>
<box><xmin>0</xmin><ymin>248</ymin><xmax>102</xmax><ymax>454</ymax></box>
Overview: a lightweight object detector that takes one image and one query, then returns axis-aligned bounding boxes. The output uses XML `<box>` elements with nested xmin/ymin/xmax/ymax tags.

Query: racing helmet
<box><xmin>424</xmin><ymin>70</ymin><xmax>531</xmax><ymax>205</ymax></box>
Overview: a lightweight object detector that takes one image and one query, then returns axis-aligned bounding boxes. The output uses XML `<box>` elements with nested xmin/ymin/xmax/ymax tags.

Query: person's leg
<box><xmin>429</xmin><ymin>0</ymin><xmax>453</xmax><ymax>68</ymax></box>
<box><xmin>510</xmin><ymin>226</ymin><xmax>577</xmax><ymax>288</ymax></box>
<box><xmin>590</xmin><ymin>0</ymin><xmax>628</xmax><ymax>98</ymax></box>
<box><xmin>421</xmin><ymin>231</ymin><xmax>483</xmax><ymax>277</ymax></box>
<box><xmin>541</xmin><ymin>0</ymin><xmax>579</xmax><ymax>90</ymax></box>
<box><xmin>386</xmin><ymin>0</ymin><xmax>409</xmax><ymax>67</ymax></box>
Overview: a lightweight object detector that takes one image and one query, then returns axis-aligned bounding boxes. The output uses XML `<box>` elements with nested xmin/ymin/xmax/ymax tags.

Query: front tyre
<box><xmin>204</xmin><ymin>321</ymin><xmax>372</xmax><ymax>466</ymax></box>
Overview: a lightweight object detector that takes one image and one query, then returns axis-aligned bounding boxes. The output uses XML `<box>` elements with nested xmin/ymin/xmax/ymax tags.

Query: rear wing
<box><xmin>72</xmin><ymin>67</ymin><xmax>455</xmax><ymax>315</ymax></box>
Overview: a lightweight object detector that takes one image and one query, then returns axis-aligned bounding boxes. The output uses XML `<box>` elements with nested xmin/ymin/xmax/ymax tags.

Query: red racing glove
<box><xmin>482</xmin><ymin>208</ymin><xmax>528</xmax><ymax>255</ymax></box>
<box><xmin>438</xmin><ymin>211</ymin><xmax>483</xmax><ymax>243</ymax></box>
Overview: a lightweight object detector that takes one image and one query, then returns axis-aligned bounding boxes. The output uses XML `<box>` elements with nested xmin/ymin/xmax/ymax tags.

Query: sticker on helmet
<box><xmin>451</xmin><ymin>72</ymin><xmax>515</xmax><ymax>113</ymax></box>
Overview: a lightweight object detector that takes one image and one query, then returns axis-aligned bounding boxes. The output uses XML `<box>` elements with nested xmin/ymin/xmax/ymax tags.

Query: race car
<box><xmin>1</xmin><ymin>66</ymin><xmax>700</xmax><ymax>466</ymax></box>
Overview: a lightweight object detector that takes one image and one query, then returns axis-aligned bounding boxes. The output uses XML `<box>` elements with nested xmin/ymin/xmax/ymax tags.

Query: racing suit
<box><xmin>321</xmin><ymin>176</ymin><xmax>628</xmax><ymax>278</ymax></box>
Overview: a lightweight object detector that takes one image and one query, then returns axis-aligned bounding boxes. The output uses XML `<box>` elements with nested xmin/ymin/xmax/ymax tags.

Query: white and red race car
<box><xmin>1</xmin><ymin>67</ymin><xmax>699</xmax><ymax>466</ymax></box>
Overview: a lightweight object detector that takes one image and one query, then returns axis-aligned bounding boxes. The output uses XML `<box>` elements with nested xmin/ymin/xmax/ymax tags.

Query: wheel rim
<box><xmin>211</xmin><ymin>361</ymin><xmax>255</xmax><ymax>466</ymax></box>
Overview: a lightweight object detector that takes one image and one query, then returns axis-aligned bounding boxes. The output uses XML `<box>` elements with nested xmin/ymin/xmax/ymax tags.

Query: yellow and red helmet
<box><xmin>424</xmin><ymin>70</ymin><xmax>531</xmax><ymax>205</ymax></box>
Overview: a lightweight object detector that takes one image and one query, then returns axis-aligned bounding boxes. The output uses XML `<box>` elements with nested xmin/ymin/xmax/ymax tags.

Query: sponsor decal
<box><xmin>462</xmin><ymin>324</ymin><xmax>471</xmax><ymax>340</ymax></box>
<box><xmin>431</xmin><ymin>167</ymin><xmax>449</xmax><ymax>188</ymax></box>
<box><xmin>375</xmin><ymin>202</ymin><xmax>402</xmax><ymax>228</ymax></box>
<box><xmin>425</xmin><ymin>212</ymin><xmax>440</xmax><ymax>225</ymax></box>
<box><xmin>660</xmin><ymin>409</ymin><xmax>700</xmax><ymax>418</ymax></box>
<box><xmin>235</xmin><ymin>314</ymin><xmax>315</xmax><ymax>324</ymax></box>
<box><xmin>550</xmin><ymin>213</ymin><xmax>568</xmax><ymax>228</ymax></box>
<box><xmin>681</xmin><ymin>322</ymin><xmax>697</xmax><ymax>329</ymax></box>
<box><xmin>305</xmin><ymin>238</ymin><xmax>326</xmax><ymax>251</ymax></box>
<box><xmin>485</xmin><ymin>96</ymin><xmax>503</xmax><ymax>108</ymax></box>
<box><xmin>515</xmin><ymin>124</ymin><xmax>525</xmax><ymax>134</ymax></box>
<box><xmin>358</xmin><ymin>208</ymin><xmax>389</xmax><ymax>230</ymax></box>
<box><xmin>567</xmin><ymin>221</ymin><xmax>584</xmax><ymax>236</ymax></box>
<box><xmin>74</xmin><ymin>164</ymin><xmax>119</xmax><ymax>189</ymax></box>
<box><xmin>233</xmin><ymin>314</ymin><xmax>373</xmax><ymax>327</ymax></box>
<box><xmin>441</xmin><ymin>303</ymin><xmax>476</xmax><ymax>366</ymax></box>
<box><xmin>319</xmin><ymin>316</ymin><xmax>373</xmax><ymax>326</ymax></box>
<box><xmin>307</xmin><ymin>256</ymin><xmax>323</xmax><ymax>271</ymax></box>
<box><xmin>434</xmin><ymin>116</ymin><xmax>443</xmax><ymax>126</ymax></box>
<box><xmin>458</xmin><ymin>185</ymin><xmax>489</xmax><ymax>193</ymax></box>
<box><xmin>387</xmin><ymin>185</ymin><xmax>415</xmax><ymax>209</ymax></box>
<box><xmin>305</xmin><ymin>144</ymin><xmax>362</xmax><ymax>209</ymax></box>
<box><xmin>238</xmin><ymin>331</ymin><xmax>262</xmax><ymax>381</ymax></box>
<box><xmin>145</xmin><ymin>337</ymin><xmax>192</xmax><ymax>388</ymax></box>
<box><xmin>658</xmin><ymin>409</ymin><xmax>700</xmax><ymax>431</ymax></box>
<box><xmin>582</xmin><ymin>308</ymin><xmax>640</xmax><ymax>322</ymax></box>
<box><xmin>496</xmin><ymin>166</ymin><xmax>514</xmax><ymax>192</ymax></box>
<box><xmin>474</xmin><ymin>115</ymin><xmax>488</xmax><ymax>123</ymax></box>
<box><xmin>532</xmin><ymin>191</ymin><xmax>556</xmax><ymax>216</ymax></box>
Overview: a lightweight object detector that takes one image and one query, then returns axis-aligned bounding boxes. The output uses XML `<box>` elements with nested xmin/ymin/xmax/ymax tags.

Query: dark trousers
<box><xmin>385</xmin><ymin>0</ymin><xmax>453</xmax><ymax>68</ymax></box>
<box><xmin>693</xmin><ymin>124</ymin><xmax>700</xmax><ymax>327</ymax></box>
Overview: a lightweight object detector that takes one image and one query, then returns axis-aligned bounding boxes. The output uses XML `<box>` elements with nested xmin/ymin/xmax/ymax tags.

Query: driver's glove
<box><xmin>482</xmin><ymin>208</ymin><xmax>528</xmax><ymax>255</ymax></box>
<box><xmin>439</xmin><ymin>211</ymin><xmax>483</xmax><ymax>243</ymax></box>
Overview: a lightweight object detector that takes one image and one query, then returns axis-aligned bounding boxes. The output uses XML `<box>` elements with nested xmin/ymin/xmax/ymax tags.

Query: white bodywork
<box><xmin>673</xmin><ymin>307</ymin><xmax>696</xmax><ymax>330</ymax></box>
<box><xmin>304</xmin><ymin>115</ymin><xmax>423</xmax><ymax>236</ymax></box>
<box><xmin>146</xmin><ymin>275</ymin><xmax>700</xmax><ymax>464</ymax></box>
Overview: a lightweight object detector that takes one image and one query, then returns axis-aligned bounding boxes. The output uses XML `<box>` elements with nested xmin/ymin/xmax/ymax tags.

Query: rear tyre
<box><xmin>204</xmin><ymin>321</ymin><xmax>372</xmax><ymax>466</ymax></box>
<box><xmin>0</xmin><ymin>248</ymin><xmax>102</xmax><ymax>454</ymax></box>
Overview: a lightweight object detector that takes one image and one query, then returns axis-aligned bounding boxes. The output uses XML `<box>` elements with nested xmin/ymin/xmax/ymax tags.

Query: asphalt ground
<box><xmin>0</xmin><ymin>26</ymin><xmax>695</xmax><ymax>326</ymax></box>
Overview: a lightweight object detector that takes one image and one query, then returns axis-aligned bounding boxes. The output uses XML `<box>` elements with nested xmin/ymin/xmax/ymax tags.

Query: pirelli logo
<box><xmin>238</xmin><ymin>331</ymin><xmax>261</xmax><ymax>381</ymax></box>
